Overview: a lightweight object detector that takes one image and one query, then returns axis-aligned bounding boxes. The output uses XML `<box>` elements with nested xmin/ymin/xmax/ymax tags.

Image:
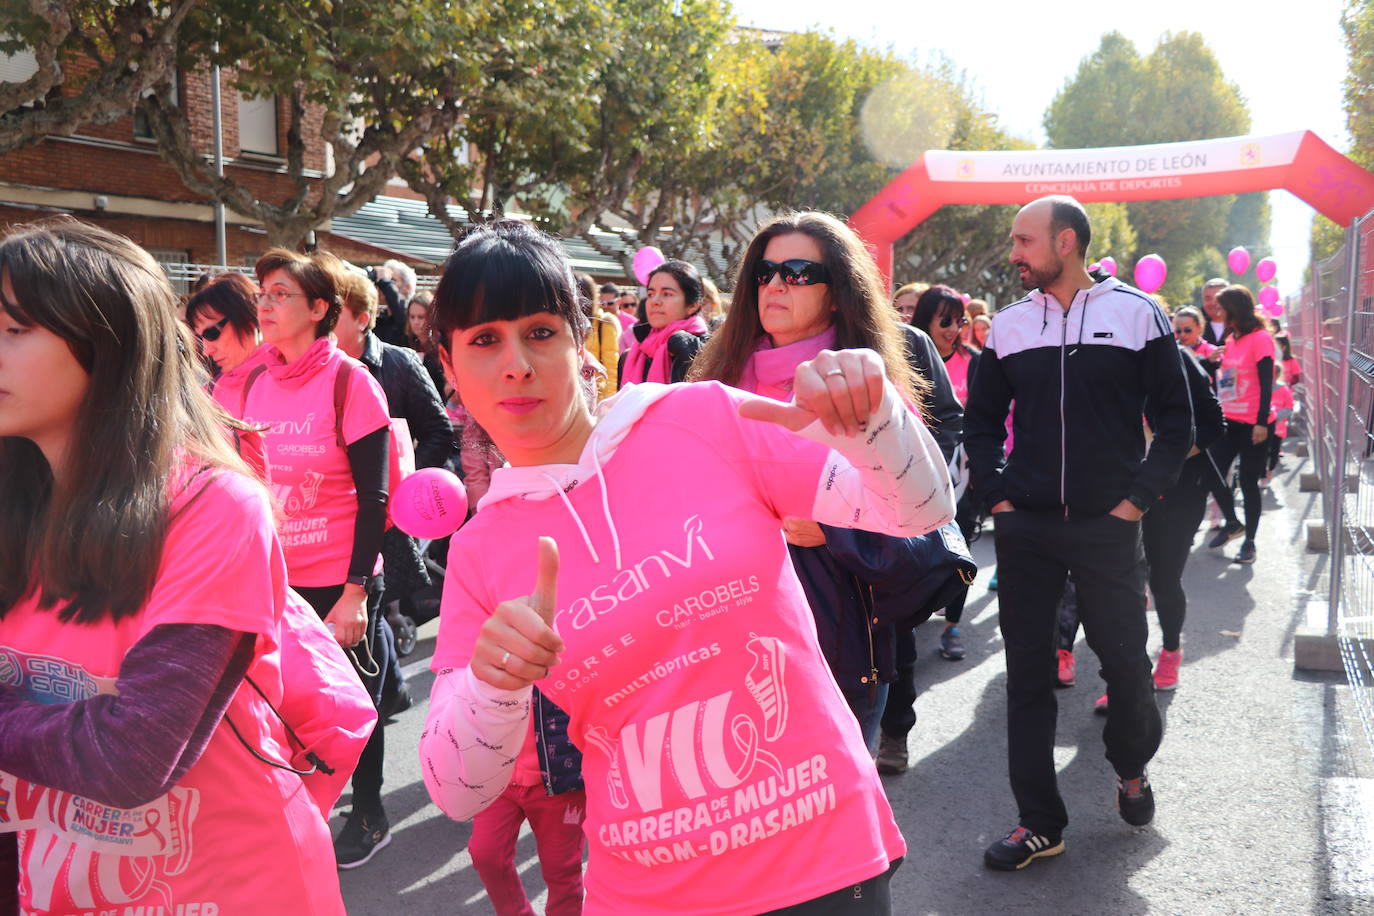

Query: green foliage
<box><xmin>1043</xmin><ymin>31</ymin><xmax>1259</xmax><ymax>303</ymax></box>
<box><xmin>1343</xmin><ymin>0</ymin><xmax>1374</xmax><ymax>168</ymax></box>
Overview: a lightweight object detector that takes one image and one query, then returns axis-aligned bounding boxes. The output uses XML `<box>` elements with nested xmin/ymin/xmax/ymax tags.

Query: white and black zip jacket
<box><xmin>964</xmin><ymin>277</ymin><xmax>1193</xmax><ymax>518</ymax></box>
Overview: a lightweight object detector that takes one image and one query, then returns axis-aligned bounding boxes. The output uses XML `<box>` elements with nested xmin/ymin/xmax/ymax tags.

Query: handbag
<box><xmin>823</xmin><ymin>522</ymin><xmax>977</xmax><ymax>630</ymax></box>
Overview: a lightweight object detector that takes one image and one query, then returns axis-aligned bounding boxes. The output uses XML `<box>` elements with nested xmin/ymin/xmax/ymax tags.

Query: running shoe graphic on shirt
<box><xmin>582</xmin><ymin>725</ymin><xmax>631</xmax><ymax>810</ymax></box>
<box><xmin>744</xmin><ymin>633</ymin><xmax>788</xmax><ymax>741</ymax></box>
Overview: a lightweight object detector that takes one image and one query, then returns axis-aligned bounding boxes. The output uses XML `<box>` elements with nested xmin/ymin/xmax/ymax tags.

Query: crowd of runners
<box><xmin>0</xmin><ymin>193</ymin><xmax>1294</xmax><ymax>914</ymax></box>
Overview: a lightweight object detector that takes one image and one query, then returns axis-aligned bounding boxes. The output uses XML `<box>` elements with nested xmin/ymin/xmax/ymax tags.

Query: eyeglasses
<box><xmin>938</xmin><ymin>315</ymin><xmax>970</xmax><ymax>329</ymax></box>
<box><xmin>255</xmin><ymin>288</ymin><xmax>308</xmax><ymax>307</ymax></box>
<box><xmin>755</xmin><ymin>259</ymin><xmax>832</xmax><ymax>287</ymax></box>
<box><xmin>196</xmin><ymin>315</ymin><xmax>231</xmax><ymax>343</ymax></box>
<box><xmin>1174</xmin><ymin>327</ymin><xmax>1196</xmax><ymax>336</ymax></box>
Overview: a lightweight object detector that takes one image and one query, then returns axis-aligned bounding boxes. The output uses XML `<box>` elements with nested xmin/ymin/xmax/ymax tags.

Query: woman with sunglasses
<box><xmin>186</xmin><ymin>272</ymin><xmax>264</xmax><ymax>386</ymax></box>
<box><xmin>419</xmin><ymin>220</ymin><xmax>955</xmax><ymax>916</ymax></box>
<box><xmin>239</xmin><ymin>249</ymin><xmax>399</xmax><ymax>868</ymax></box>
<box><xmin>1171</xmin><ymin>307</ymin><xmax>1216</xmax><ymax>362</ymax></box>
<box><xmin>618</xmin><ymin>259</ymin><xmax>709</xmax><ymax>387</ymax></box>
<box><xmin>0</xmin><ymin>219</ymin><xmax>350</xmax><ymax>914</ymax></box>
<box><xmin>690</xmin><ymin>212</ymin><xmax>939</xmax><ymax>743</ymax></box>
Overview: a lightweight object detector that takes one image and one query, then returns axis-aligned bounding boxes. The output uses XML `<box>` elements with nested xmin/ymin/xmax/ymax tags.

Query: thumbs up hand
<box><xmin>474</xmin><ymin>537</ymin><xmax>566</xmax><ymax>690</ymax></box>
<box><xmin>738</xmin><ymin>348</ymin><xmax>886</xmax><ymax>438</ymax></box>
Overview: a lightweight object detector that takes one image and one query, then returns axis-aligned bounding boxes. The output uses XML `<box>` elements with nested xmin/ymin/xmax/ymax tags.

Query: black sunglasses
<box><xmin>755</xmin><ymin>258</ymin><xmax>832</xmax><ymax>287</ymax></box>
<box><xmin>939</xmin><ymin>315</ymin><xmax>969</xmax><ymax>329</ymax></box>
<box><xmin>197</xmin><ymin>315</ymin><xmax>231</xmax><ymax>343</ymax></box>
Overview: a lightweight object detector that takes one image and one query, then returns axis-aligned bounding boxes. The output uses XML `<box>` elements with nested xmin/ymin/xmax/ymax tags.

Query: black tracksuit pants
<box><xmin>1141</xmin><ymin>465</ymin><xmax>1210</xmax><ymax>651</ymax></box>
<box><xmin>1208</xmin><ymin>419</ymin><xmax>1270</xmax><ymax>542</ymax></box>
<box><xmin>993</xmin><ymin>509</ymin><xmax>1162</xmax><ymax>836</ymax></box>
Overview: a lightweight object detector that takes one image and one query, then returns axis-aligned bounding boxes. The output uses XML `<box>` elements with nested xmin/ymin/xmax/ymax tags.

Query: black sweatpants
<box><xmin>880</xmin><ymin>627</ymin><xmax>918</xmax><ymax>740</ymax></box>
<box><xmin>1141</xmin><ymin>467</ymin><xmax>1210</xmax><ymax>651</ymax></box>
<box><xmin>297</xmin><ymin>580</ymin><xmax>390</xmax><ymax>814</ymax></box>
<box><xmin>1208</xmin><ymin>419</ymin><xmax>1269</xmax><ymax>542</ymax></box>
<box><xmin>993</xmin><ymin>509</ymin><xmax>1162</xmax><ymax>836</ymax></box>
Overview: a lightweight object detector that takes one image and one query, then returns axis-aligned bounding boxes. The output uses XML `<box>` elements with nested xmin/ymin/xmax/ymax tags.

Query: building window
<box><xmin>238</xmin><ymin>93</ymin><xmax>278</xmax><ymax>156</ymax></box>
<box><xmin>148</xmin><ymin>248</ymin><xmax>194</xmax><ymax>293</ymax></box>
<box><xmin>132</xmin><ymin>72</ymin><xmax>177</xmax><ymax>142</ymax></box>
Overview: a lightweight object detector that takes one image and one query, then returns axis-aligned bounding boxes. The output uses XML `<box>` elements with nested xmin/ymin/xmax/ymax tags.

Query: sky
<box><xmin>730</xmin><ymin>0</ymin><xmax>1351</xmax><ymax>295</ymax></box>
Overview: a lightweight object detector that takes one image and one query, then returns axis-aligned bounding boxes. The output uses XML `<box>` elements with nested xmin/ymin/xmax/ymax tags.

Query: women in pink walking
<box><xmin>0</xmin><ymin>219</ymin><xmax>350</xmax><ymax>915</ymax></box>
<box><xmin>418</xmin><ymin>221</ymin><xmax>955</xmax><ymax>915</ymax></box>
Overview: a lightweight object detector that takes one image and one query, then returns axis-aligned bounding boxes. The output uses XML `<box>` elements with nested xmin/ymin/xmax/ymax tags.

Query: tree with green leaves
<box><xmin>1311</xmin><ymin>0</ymin><xmax>1374</xmax><ymax>264</ymax></box>
<box><xmin>137</xmin><ymin>0</ymin><xmax>479</xmax><ymax>249</ymax></box>
<box><xmin>1044</xmin><ymin>31</ymin><xmax>1267</xmax><ymax>303</ymax></box>
<box><xmin>0</xmin><ymin>0</ymin><xmax>196</xmax><ymax>156</ymax></box>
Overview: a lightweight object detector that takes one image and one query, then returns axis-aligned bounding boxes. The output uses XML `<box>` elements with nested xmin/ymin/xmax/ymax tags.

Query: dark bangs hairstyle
<box><xmin>911</xmin><ymin>285</ymin><xmax>965</xmax><ymax>339</ymax></box>
<box><xmin>689</xmin><ymin>211</ymin><xmax>925</xmax><ymax>406</ymax></box>
<box><xmin>430</xmin><ymin>220</ymin><xmax>589</xmax><ymax>351</ymax></box>
<box><xmin>0</xmin><ymin>218</ymin><xmax>250</xmax><ymax>624</ymax></box>
<box><xmin>647</xmin><ymin>260</ymin><xmax>705</xmax><ymax>313</ymax></box>
<box><xmin>185</xmin><ymin>271</ymin><xmax>259</xmax><ymax>338</ymax></box>
<box><xmin>254</xmin><ymin>247</ymin><xmax>346</xmax><ymax>337</ymax></box>
<box><xmin>1218</xmin><ymin>285</ymin><xmax>1262</xmax><ymax>337</ymax></box>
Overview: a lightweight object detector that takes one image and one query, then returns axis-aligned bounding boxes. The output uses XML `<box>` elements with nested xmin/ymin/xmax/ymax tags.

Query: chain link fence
<box><xmin>1292</xmin><ymin>209</ymin><xmax>1374</xmax><ymax>756</ymax></box>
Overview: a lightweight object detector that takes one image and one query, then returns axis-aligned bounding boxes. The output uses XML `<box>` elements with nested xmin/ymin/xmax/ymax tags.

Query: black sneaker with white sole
<box><xmin>984</xmin><ymin>825</ymin><xmax>1065</xmax><ymax>870</ymax></box>
<box><xmin>1116</xmin><ymin>773</ymin><xmax>1155</xmax><ymax>826</ymax></box>
<box><xmin>1207</xmin><ymin>522</ymin><xmax>1244</xmax><ymax>549</ymax></box>
<box><xmin>1234</xmin><ymin>540</ymin><xmax>1257</xmax><ymax>565</ymax></box>
<box><xmin>335</xmin><ymin>808</ymin><xmax>391</xmax><ymax>869</ymax></box>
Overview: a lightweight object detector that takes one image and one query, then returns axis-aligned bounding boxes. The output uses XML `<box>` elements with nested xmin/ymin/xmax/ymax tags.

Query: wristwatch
<box><xmin>345</xmin><ymin>574</ymin><xmax>372</xmax><ymax>588</ymax></box>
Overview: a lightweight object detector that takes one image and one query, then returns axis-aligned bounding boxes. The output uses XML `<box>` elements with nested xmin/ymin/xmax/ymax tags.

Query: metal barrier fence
<box><xmin>156</xmin><ymin>261</ymin><xmax>440</xmax><ymax>295</ymax></box>
<box><xmin>1292</xmin><ymin>208</ymin><xmax>1374</xmax><ymax>753</ymax></box>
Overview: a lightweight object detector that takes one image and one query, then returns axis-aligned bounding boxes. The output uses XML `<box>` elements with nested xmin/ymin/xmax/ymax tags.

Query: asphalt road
<box><xmin>338</xmin><ymin>448</ymin><xmax>1374</xmax><ymax>915</ymax></box>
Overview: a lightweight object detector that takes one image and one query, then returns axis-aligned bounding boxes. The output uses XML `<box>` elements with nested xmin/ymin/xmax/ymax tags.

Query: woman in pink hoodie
<box><xmin>419</xmin><ymin>221</ymin><xmax>956</xmax><ymax>916</ymax></box>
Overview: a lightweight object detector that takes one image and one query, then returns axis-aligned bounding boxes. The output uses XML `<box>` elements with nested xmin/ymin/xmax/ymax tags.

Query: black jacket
<box><xmin>1158</xmin><ymin>345</ymin><xmax>1226</xmax><ymax>491</ymax></box>
<box><xmin>617</xmin><ymin>325</ymin><xmax>708</xmax><ymax>387</ymax></box>
<box><xmin>373</xmin><ymin>278</ymin><xmax>409</xmax><ymax>346</ymax></box>
<box><xmin>532</xmin><ymin>688</ymin><xmax>584</xmax><ymax>796</ymax></box>
<box><xmin>900</xmin><ymin>324</ymin><xmax>962</xmax><ymax>464</ymax></box>
<box><xmin>359</xmin><ymin>332</ymin><xmax>455</xmax><ymax>469</ymax></box>
<box><xmin>965</xmin><ymin>277</ymin><xmax>1193</xmax><ymax>517</ymax></box>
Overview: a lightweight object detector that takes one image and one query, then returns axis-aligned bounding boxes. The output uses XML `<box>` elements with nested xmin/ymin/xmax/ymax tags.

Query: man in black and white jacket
<box><xmin>966</xmin><ymin>196</ymin><xmax>1193</xmax><ymax>871</ymax></box>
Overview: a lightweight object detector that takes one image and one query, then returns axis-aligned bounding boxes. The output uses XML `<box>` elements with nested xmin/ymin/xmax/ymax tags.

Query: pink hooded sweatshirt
<box><xmin>419</xmin><ymin>378</ymin><xmax>954</xmax><ymax>916</ymax></box>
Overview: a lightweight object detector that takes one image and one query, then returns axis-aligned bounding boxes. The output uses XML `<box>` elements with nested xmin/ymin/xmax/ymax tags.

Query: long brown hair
<box><xmin>688</xmin><ymin>211</ymin><xmax>925</xmax><ymax>406</ymax></box>
<box><xmin>0</xmin><ymin>218</ymin><xmax>251</xmax><ymax>624</ymax></box>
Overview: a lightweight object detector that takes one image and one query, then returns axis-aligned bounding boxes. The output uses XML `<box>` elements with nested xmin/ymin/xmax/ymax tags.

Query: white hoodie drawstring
<box><xmin>590</xmin><ymin>447</ymin><xmax>623</xmax><ymax>570</ymax></box>
<box><xmin>540</xmin><ymin>472</ymin><xmax>601</xmax><ymax>565</ymax></box>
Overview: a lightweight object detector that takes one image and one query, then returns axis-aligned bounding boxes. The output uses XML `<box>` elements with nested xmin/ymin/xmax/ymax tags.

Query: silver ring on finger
<box><xmin>823</xmin><ymin>368</ymin><xmax>845</xmax><ymax>378</ymax></box>
<box><xmin>500</xmin><ymin>650</ymin><xmax>511</xmax><ymax>669</ymax></box>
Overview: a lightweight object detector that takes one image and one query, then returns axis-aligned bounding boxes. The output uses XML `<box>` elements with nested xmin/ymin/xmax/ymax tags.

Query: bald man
<box><xmin>965</xmin><ymin>196</ymin><xmax>1194</xmax><ymax>870</ymax></box>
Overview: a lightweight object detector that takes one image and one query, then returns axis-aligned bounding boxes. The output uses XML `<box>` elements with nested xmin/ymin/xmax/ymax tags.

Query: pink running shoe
<box><xmin>1094</xmin><ymin>693</ymin><xmax>1109</xmax><ymax>715</ymax></box>
<box><xmin>1057</xmin><ymin>649</ymin><xmax>1076</xmax><ymax>687</ymax></box>
<box><xmin>1153</xmin><ymin>648</ymin><xmax>1183</xmax><ymax>691</ymax></box>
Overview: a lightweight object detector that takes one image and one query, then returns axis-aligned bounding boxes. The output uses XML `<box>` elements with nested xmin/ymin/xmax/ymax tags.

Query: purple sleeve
<box><xmin>0</xmin><ymin>624</ymin><xmax>254</xmax><ymax>810</ymax></box>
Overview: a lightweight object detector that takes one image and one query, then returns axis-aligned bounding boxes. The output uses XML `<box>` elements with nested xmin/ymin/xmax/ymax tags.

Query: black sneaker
<box><xmin>1207</xmin><ymin>522</ymin><xmax>1244</xmax><ymax>549</ymax></box>
<box><xmin>335</xmin><ymin>808</ymin><xmax>391</xmax><ymax>869</ymax></box>
<box><xmin>1116</xmin><ymin>773</ymin><xmax>1155</xmax><ymax>826</ymax></box>
<box><xmin>984</xmin><ymin>825</ymin><xmax>1064</xmax><ymax>870</ymax></box>
<box><xmin>1234</xmin><ymin>541</ymin><xmax>1257</xmax><ymax>565</ymax></box>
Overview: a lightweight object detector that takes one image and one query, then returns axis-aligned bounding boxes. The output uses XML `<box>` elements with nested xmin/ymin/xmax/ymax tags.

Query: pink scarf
<box><xmin>737</xmin><ymin>327</ymin><xmax>837</xmax><ymax>401</ymax></box>
<box><xmin>622</xmin><ymin>315</ymin><xmax>709</xmax><ymax>385</ymax></box>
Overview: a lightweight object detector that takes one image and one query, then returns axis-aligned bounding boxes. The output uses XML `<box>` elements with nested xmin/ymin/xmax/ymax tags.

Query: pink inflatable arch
<box><xmin>849</xmin><ymin>130</ymin><xmax>1374</xmax><ymax>283</ymax></box>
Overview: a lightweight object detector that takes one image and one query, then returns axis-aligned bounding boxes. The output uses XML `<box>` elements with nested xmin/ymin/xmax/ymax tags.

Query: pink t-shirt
<box><xmin>242</xmin><ymin>338</ymin><xmax>391</xmax><ymax>587</ymax></box>
<box><xmin>1217</xmin><ymin>329</ymin><xmax>1275</xmax><ymax>423</ymax></box>
<box><xmin>0</xmin><ymin>470</ymin><xmax>344</xmax><ymax>916</ymax></box>
<box><xmin>433</xmin><ymin>383</ymin><xmax>905</xmax><ymax>916</ymax></box>
<box><xmin>1189</xmin><ymin>339</ymin><xmax>1217</xmax><ymax>359</ymax></box>
<box><xmin>944</xmin><ymin>347</ymin><xmax>974</xmax><ymax>406</ymax></box>
<box><xmin>1271</xmin><ymin>383</ymin><xmax>1294</xmax><ymax>437</ymax></box>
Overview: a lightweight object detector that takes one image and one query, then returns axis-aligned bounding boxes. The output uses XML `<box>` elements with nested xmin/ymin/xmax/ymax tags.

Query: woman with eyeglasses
<box><xmin>0</xmin><ymin>219</ymin><xmax>352</xmax><ymax>915</ymax></box>
<box><xmin>690</xmin><ymin>212</ymin><xmax>945</xmax><ymax>746</ymax></box>
<box><xmin>418</xmin><ymin>219</ymin><xmax>954</xmax><ymax>915</ymax></box>
<box><xmin>240</xmin><ymin>249</ymin><xmax>399</xmax><ymax>868</ymax></box>
<box><xmin>618</xmin><ymin>259</ymin><xmax>709</xmax><ymax>388</ymax></box>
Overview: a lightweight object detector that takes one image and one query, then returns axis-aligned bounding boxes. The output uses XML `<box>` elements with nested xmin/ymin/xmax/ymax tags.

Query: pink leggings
<box><xmin>468</xmin><ymin>783</ymin><xmax>586</xmax><ymax>916</ymax></box>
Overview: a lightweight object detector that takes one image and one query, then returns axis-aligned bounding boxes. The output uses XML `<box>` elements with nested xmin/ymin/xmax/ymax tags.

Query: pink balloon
<box><xmin>1255</xmin><ymin>257</ymin><xmax>1277</xmax><ymax>284</ymax></box>
<box><xmin>391</xmin><ymin>468</ymin><xmax>467</xmax><ymax>539</ymax></box>
<box><xmin>1268</xmin><ymin>301</ymin><xmax>1284</xmax><ymax>317</ymax></box>
<box><xmin>1098</xmin><ymin>255</ymin><xmax>1117</xmax><ymax>277</ymax></box>
<box><xmin>632</xmin><ymin>246</ymin><xmax>666</xmax><ymax>286</ymax></box>
<box><xmin>1133</xmin><ymin>254</ymin><xmax>1167</xmax><ymax>294</ymax></box>
<box><xmin>960</xmin><ymin>293</ymin><xmax>971</xmax><ymax>305</ymax></box>
<box><xmin>1227</xmin><ymin>247</ymin><xmax>1251</xmax><ymax>275</ymax></box>
<box><xmin>1258</xmin><ymin>285</ymin><xmax>1280</xmax><ymax>309</ymax></box>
